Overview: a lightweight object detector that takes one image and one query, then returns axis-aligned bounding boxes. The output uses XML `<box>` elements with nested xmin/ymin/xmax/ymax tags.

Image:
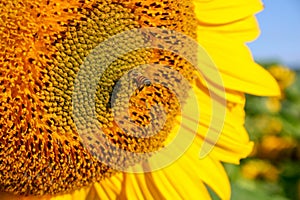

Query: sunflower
<box><xmin>0</xmin><ymin>0</ymin><xmax>280</xmax><ymax>200</ymax></box>
<box><xmin>241</xmin><ymin>159</ymin><xmax>280</xmax><ymax>182</ymax></box>
<box><xmin>268</xmin><ymin>65</ymin><xmax>296</xmax><ymax>91</ymax></box>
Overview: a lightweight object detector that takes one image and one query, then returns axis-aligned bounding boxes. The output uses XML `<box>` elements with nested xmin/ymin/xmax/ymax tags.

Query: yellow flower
<box><xmin>268</xmin><ymin>65</ymin><xmax>296</xmax><ymax>91</ymax></box>
<box><xmin>0</xmin><ymin>0</ymin><xmax>280</xmax><ymax>200</ymax></box>
<box><xmin>250</xmin><ymin>115</ymin><xmax>283</xmax><ymax>135</ymax></box>
<box><xmin>265</xmin><ymin>97</ymin><xmax>282</xmax><ymax>113</ymax></box>
<box><xmin>241</xmin><ymin>160</ymin><xmax>280</xmax><ymax>182</ymax></box>
<box><xmin>256</xmin><ymin>135</ymin><xmax>297</xmax><ymax>161</ymax></box>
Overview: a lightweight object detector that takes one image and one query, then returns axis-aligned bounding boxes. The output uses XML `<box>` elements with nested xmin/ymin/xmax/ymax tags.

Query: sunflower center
<box><xmin>0</xmin><ymin>0</ymin><xmax>197</xmax><ymax>195</ymax></box>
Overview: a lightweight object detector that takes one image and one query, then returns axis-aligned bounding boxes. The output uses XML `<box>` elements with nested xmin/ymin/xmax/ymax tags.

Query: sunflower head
<box><xmin>0</xmin><ymin>0</ymin><xmax>202</xmax><ymax>196</ymax></box>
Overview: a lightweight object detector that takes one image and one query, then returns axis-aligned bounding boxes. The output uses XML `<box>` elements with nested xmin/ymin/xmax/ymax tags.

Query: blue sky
<box><xmin>248</xmin><ymin>0</ymin><xmax>300</xmax><ymax>68</ymax></box>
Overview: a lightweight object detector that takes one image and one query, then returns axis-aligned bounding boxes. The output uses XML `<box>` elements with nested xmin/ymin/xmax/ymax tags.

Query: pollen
<box><xmin>0</xmin><ymin>0</ymin><xmax>197</xmax><ymax>196</ymax></box>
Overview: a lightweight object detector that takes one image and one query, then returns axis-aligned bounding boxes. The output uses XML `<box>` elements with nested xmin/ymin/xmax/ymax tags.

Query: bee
<box><xmin>131</xmin><ymin>72</ymin><xmax>152</xmax><ymax>88</ymax></box>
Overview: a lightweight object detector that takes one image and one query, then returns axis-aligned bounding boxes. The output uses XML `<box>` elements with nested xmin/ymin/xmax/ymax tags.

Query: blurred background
<box><xmin>211</xmin><ymin>1</ymin><xmax>300</xmax><ymax>199</ymax></box>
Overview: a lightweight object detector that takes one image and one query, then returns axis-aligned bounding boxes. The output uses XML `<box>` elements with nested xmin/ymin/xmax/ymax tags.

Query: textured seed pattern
<box><xmin>0</xmin><ymin>0</ymin><xmax>197</xmax><ymax>196</ymax></box>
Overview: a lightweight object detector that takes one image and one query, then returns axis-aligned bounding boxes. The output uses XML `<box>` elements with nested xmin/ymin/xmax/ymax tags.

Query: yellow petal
<box><xmin>198</xmin><ymin>15</ymin><xmax>261</xmax><ymax>42</ymax></box>
<box><xmin>194</xmin><ymin>0</ymin><xmax>263</xmax><ymax>24</ymax></box>
<box><xmin>90</xmin><ymin>173</ymin><xmax>123</xmax><ymax>199</ymax></box>
<box><xmin>121</xmin><ymin>172</ymin><xmax>155</xmax><ymax>199</ymax></box>
<box><xmin>188</xmin><ymin>111</ymin><xmax>253</xmax><ymax>164</ymax></box>
<box><xmin>148</xmin><ymin>162</ymin><xmax>213</xmax><ymax>200</ymax></box>
<box><xmin>0</xmin><ymin>185</ymin><xmax>91</xmax><ymax>200</ymax></box>
<box><xmin>209</xmin><ymin>127</ymin><xmax>254</xmax><ymax>164</ymax></box>
<box><xmin>186</xmin><ymin>81</ymin><xmax>253</xmax><ymax>163</ymax></box>
<box><xmin>197</xmin><ymin>32</ymin><xmax>280</xmax><ymax>96</ymax></box>
<box><xmin>164</xmin><ymin>138</ymin><xmax>230</xmax><ymax>200</ymax></box>
<box><xmin>51</xmin><ymin>187</ymin><xmax>90</xmax><ymax>200</ymax></box>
